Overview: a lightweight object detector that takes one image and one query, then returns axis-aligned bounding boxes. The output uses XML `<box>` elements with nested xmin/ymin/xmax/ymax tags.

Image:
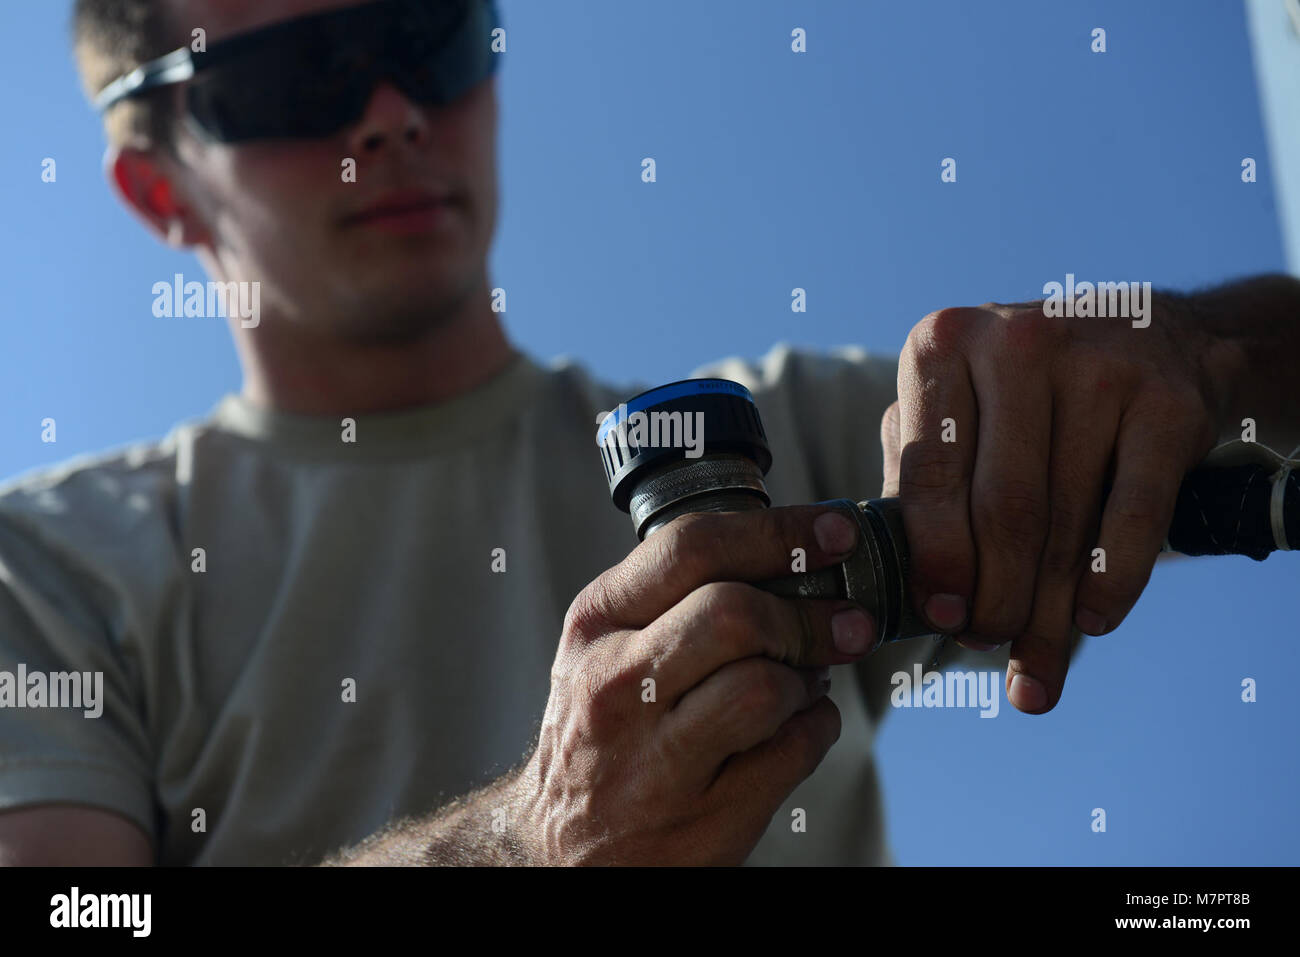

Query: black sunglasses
<box><xmin>94</xmin><ymin>0</ymin><xmax>501</xmax><ymax>143</ymax></box>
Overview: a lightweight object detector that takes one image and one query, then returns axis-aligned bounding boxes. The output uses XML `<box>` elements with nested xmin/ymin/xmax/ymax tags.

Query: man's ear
<box><xmin>104</xmin><ymin>144</ymin><xmax>209</xmax><ymax>249</ymax></box>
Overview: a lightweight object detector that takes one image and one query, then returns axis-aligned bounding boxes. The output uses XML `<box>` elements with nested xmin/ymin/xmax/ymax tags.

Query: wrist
<box><xmin>500</xmin><ymin>761</ymin><xmax>543</xmax><ymax>865</ymax></box>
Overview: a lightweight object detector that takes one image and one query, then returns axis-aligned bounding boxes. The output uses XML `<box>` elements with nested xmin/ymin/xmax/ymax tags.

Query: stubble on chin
<box><xmin>326</xmin><ymin>267</ymin><xmax>484</xmax><ymax>347</ymax></box>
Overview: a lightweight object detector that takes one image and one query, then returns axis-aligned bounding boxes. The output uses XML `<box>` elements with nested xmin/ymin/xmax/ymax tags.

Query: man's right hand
<box><xmin>510</xmin><ymin>504</ymin><xmax>878</xmax><ymax>865</ymax></box>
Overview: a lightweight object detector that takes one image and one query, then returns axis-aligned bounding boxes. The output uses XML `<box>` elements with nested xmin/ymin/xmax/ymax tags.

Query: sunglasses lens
<box><xmin>392</xmin><ymin>0</ymin><xmax>497</xmax><ymax>105</ymax></box>
<box><xmin>189</xmin><ymin>64</ymin><xmax>369</xmax><ymax>142</ymax></box>
<box><xmin>185</xmin><ymin>0</ymin><xmax>497</xmax><ymax>143</ymax></box>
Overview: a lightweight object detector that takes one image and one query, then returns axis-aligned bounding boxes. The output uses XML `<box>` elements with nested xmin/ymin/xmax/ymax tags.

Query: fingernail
<box><xmin>1075</xmin><ymin>608</ymin><xmax>1107</xmax><ymax>636</ymax></box>
<box><xmin>924</xmin><ymin>593</ymin><xmax>967</xmax><ymax>631</ymax></box>
<box><xmin>832</xmin><ymin>607</ymin><xmax>873</xmax><ymax>656</ymax></box>
<box><xmin>1009</xmin><ymin>673</ymin><xmax>1047</xmax><ymax>712</ymax></box>
<box><xmin>956</xmin><ymin>634</ymin><xmax>1000</xmax><ymax>652</ymax></box>
<box><xmin>814</xmin><ymin>511</ymin><xmax>856</xmax><ymax>556</ymax></box>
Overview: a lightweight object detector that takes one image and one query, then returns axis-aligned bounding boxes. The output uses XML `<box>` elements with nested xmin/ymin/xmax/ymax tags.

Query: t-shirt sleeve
<box><xmin>689</xmin><ymin>341</ymin><xmax>900</xmax><ymax>505</ymax></box>
<box><xmin>0</xmin><ymin>497</ymin><xmax>157</xmax><ymax>850</ymax></box>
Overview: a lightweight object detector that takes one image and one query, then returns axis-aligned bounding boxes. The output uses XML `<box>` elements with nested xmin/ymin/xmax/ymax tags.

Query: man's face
<box><xmin>163</xmin><ymin>0</ymin><xmax>499</xmax><ymax>344</ymax></box>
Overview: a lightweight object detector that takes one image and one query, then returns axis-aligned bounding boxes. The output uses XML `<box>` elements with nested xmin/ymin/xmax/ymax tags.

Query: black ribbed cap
<box><xmin>596</xmin><ymin>378</ymin><xmax>772</xmax><ymax>511</ymax></box>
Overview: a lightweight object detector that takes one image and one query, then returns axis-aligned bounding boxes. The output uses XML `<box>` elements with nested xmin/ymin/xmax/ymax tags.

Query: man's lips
<box><xmin>341</xmin><ymin>189</ymin><xmax>461</xmax><ymax>230</ymax></box>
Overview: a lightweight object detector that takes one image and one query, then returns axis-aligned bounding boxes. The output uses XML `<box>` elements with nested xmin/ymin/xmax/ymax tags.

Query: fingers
<box><xmin>1001</xmin><ymin>385</ymin><xmax>1119</xmax><ymax>712</ymax></box>
<box><xmin>661</xmin><ymin>657</ymin><xmax>830</xmax><ymax>787</ymax></box>
<box><xmin>888</xmin><ymin>300</ymin><xmax>1219</xmax><ymax>718</ymax></box>
<box><xmin>1073</xmin><ymin>394</ymin><xmax>1204</xmax><ymax>637</ymax></box>
<box><xmin>637</xmin><ymin>582</ymin><xmax>876</xmax><ymax>701</ymax></box>
<box><xmin>895</xmin><ymin>308</ymin><xmax>980</xmax><ymax>632</ymax></box>
<box><xmin>706</xmin><ymin>695</ymin><xmax>842</xmax><ymax>822</ymax></box>
<box><xmin>881</xmin><ymin>400</ymin><xmax>902</xmax><ymax>497</ymax></box>
<box><xmin>965</xmin><ymin>323</ymin><xmax>1054</xmax><ymax>644</ymax></box>
<box><xmin>571</xmin><ymin>504</ymin><xmax>861</xmax><ymax>633</ymax></box>
<box><xmin>1006</xmin><ymin>625</ymin><xmax>1082</xmax><ymax>714</ymax></box>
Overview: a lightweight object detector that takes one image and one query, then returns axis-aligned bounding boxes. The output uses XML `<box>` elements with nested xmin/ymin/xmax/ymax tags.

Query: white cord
<box><xmin>1269</xmin><ymin>443</ymin><xmax>1300</xmax><ymax>551</ymax></box>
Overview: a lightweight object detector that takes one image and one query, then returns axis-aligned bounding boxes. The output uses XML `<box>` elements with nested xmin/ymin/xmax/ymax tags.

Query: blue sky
<box><xmin>0</xmin><ymin>0</ymin><xmax>1294</xmax><ymax>864</ymax></box>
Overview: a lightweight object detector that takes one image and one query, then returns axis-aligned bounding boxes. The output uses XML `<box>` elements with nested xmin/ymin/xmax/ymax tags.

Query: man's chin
<box><xmin>327</xmin><ymin>284</ymin><xmax>476</xmax><ymax>346</ymax></box>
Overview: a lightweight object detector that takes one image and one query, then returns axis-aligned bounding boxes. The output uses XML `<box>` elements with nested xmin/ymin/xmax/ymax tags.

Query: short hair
<box><xmin>72</xmin><ymin>0</ymin><xmax>179</xmax><ymax>151</ymax></box>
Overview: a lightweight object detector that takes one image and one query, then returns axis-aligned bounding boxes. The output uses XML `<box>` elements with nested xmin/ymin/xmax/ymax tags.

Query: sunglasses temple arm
<box><xmin>95</xmin><ymin>47</ymin><xmax>196</xmax><ymax>113</ymax></box>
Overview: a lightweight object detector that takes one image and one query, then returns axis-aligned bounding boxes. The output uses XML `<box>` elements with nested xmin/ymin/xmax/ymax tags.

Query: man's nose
<box><xmin>347</xmin><ymin>81</ymin><xmax>432</xmax><ymax>153</ymax></box>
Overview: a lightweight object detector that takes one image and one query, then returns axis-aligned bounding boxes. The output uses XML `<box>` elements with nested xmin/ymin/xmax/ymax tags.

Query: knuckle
<box><xmin>974</xmin><ymin>478</ymin><xmax>1049</xmax><ymax>547</ymax></box>
<box><xmin>814</xmin><ymin>698</ymin><xmax>843</xmax><ymax>750</ymax></box>
<box><xmin>1150</xmin><ymin>386</ymin><xmax>1208</xmax><ymax>432</ymax></box>
<box><xmin>1039</xmin><ymin>506</ymin><xmax>1093</xmax><ymax>578</ymax></box>
<box><xmin>898</xmin><ymin>445</ymin><xmax>966</xmax><ymax>494</ymax></box>
<box><xmin>914</xmin><ymin>307</ymin><xmax>978</xmax><ymax>356</ymax></box>
<box><xmin>695</xmin><ymin>581</ymin><xmax>765</xmax><ymax>647</ymax></box>
<box><xmin>993</xmin><ymin>309</ymin><xmax>1057</xmax><ymax>357</ymax></box>
<box><xmin>602</xmin><ymin>653</ymin><xmax>648</xmax><ymax>702</ymax></box>
<box><xmin>1169</xmin><ymin>385</ymin><xmax>1210</xmax><ymax>421</ymax></box>
<box><xmin>1074</xmin><ymin>349</ymin><xmax>1126</xmax><ymax>392</ymax></box>
<box><xmin>731</xmin><ymin>662</ymin><xmax>789</xmax><ymax>720</ymax></box>
<box><xmin>1040</xmin><ymin>538</ymin><xmax>1088</xmax><ymax>579</ymax></box>
<box><xmin>653</xmin><ymin>510</ymin><xmax>731</xmax><ymax>579</ymax></box>
<box><xmin>775</xmin><ymin>702</ymin><xmax>836</xmax><ymax>769</ymax></box>
<box><xmin>564</xmin><ymin>567</ymin><xmax>627</xmax><ymax>640</ymax></box>
<box><xmin>1105</xmin><ymin>485</ymin><xmax>1165</xmax><ymax>530</ymax></box>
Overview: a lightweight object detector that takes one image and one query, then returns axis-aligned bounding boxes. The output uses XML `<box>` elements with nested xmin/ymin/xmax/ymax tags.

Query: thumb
<box><xmin>880</xmin><ymin>399</ymin><xmax>901</xmax><ymax>497</ymax></box>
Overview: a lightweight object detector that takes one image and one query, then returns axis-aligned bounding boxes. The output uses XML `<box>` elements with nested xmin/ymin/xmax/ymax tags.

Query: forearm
<box><xmin>1162</xmin><ymin>273</ymin><xmax>1300</xmax><ymax>452</ymax></box>
<box><xmin>320</xmin><ymin>765</ymin><xmax>535</xmax><ymax>866</ymax></box>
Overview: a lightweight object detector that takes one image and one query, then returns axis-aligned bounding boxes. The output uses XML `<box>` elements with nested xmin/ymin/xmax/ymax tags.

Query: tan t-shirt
<box><xmin>0</xmin><ymin>341</ymin><xmax>952</xmax><ymax>865</ymax></box>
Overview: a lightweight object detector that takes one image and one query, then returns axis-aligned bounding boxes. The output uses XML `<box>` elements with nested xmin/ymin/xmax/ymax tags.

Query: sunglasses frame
<box><xmin>94</xmin><ymin>0</ymin><xmax>501</xmax><ymax>142</ymax></box>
